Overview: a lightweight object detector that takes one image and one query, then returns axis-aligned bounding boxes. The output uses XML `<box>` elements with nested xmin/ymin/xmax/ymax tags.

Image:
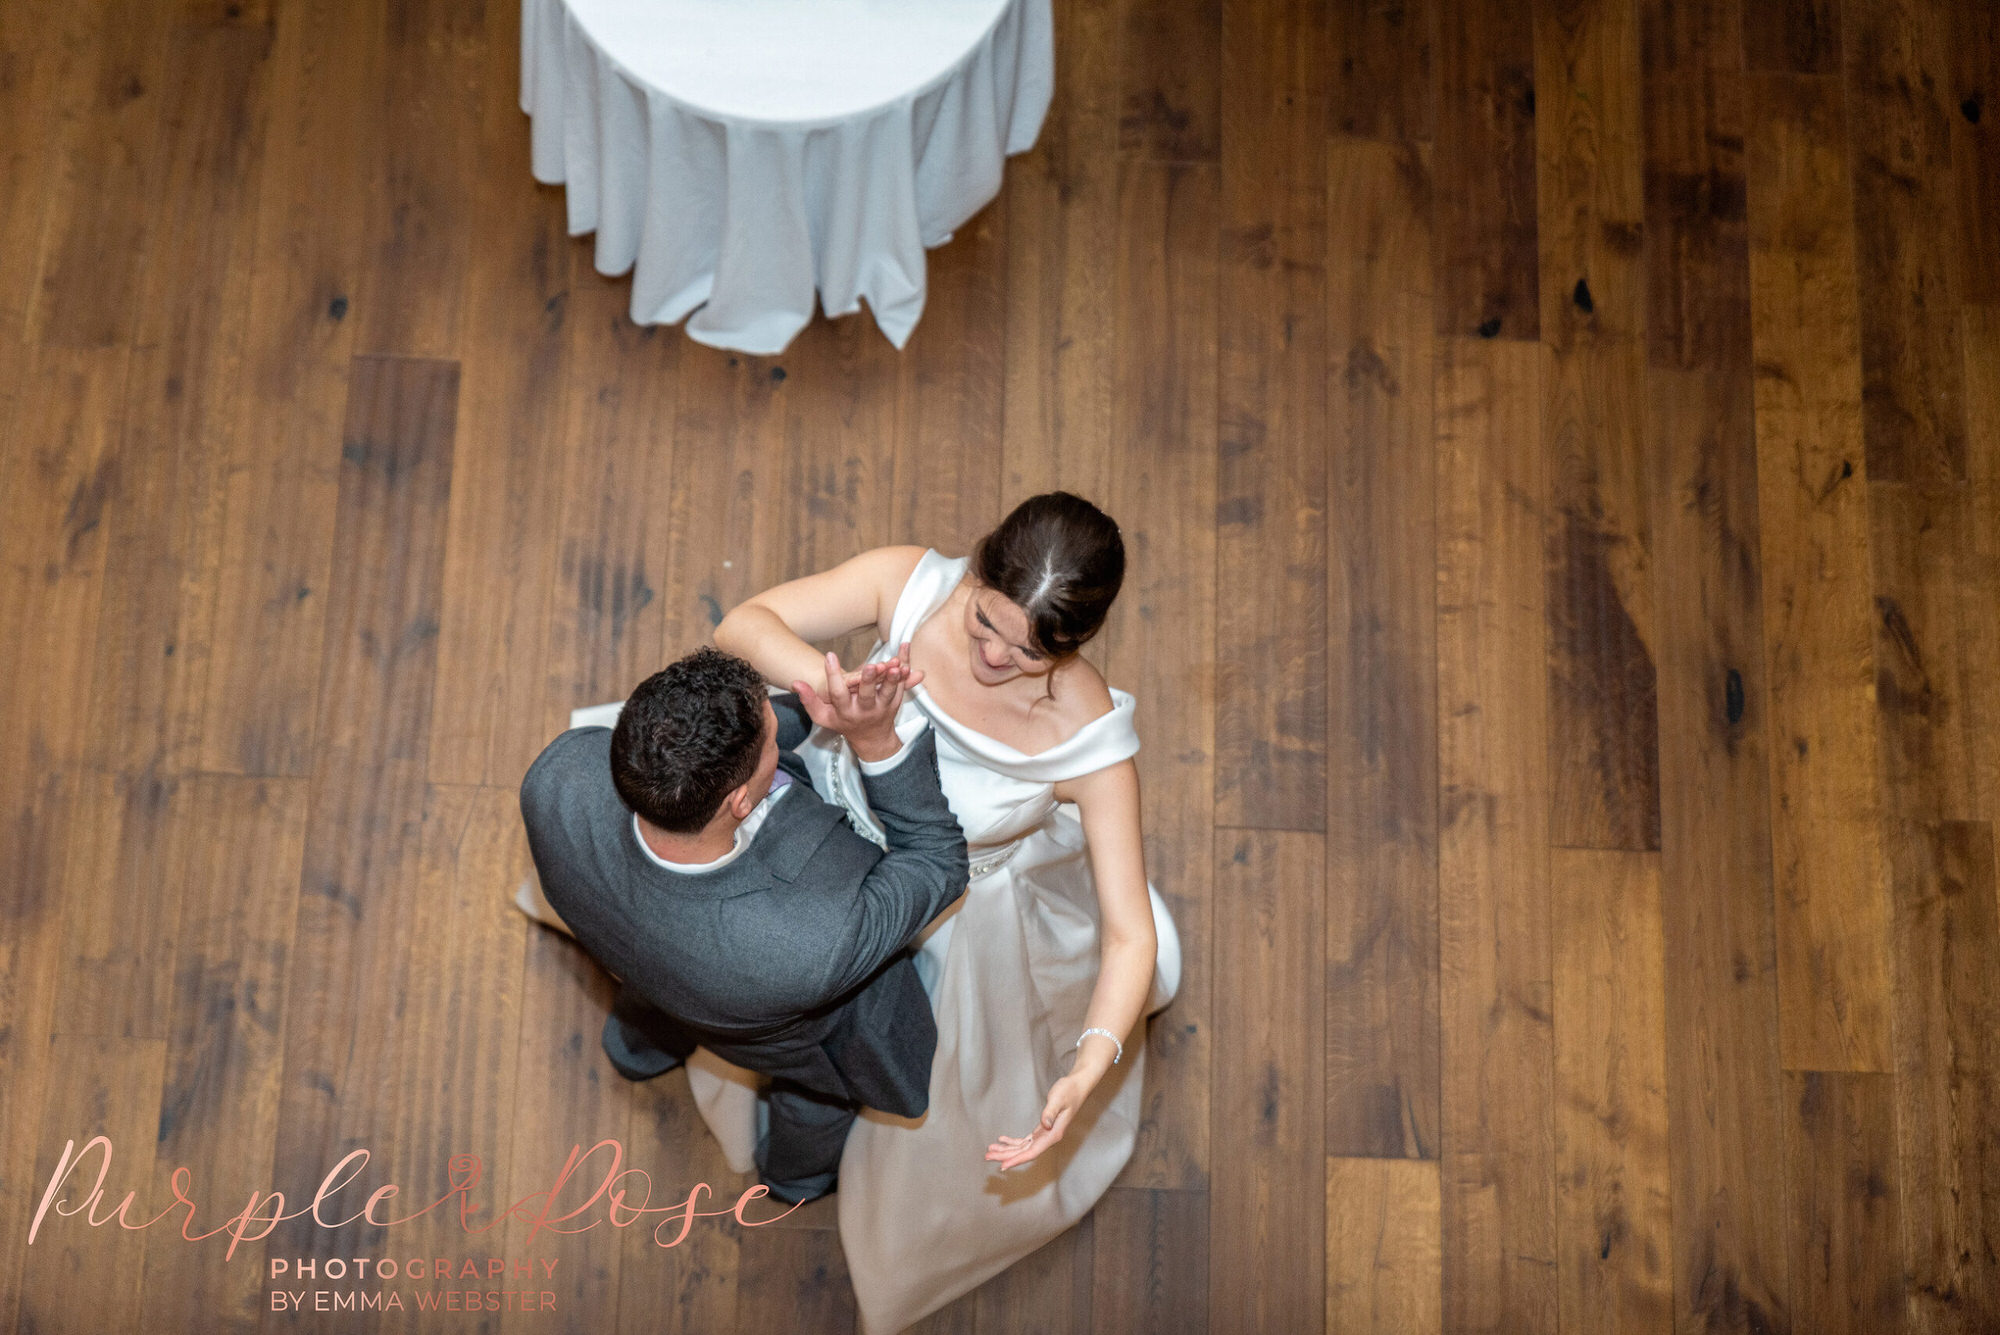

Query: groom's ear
<box><xmin>723</xmin><ymin>781</ymin><xmax>756</xmax><ymax>821</ymax></box>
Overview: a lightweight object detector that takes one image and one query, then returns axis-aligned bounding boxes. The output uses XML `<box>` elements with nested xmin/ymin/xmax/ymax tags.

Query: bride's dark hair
<box><xmin>969</xmin><ymin>491</ymin><xmax>1124</xmax><ymax>664</ymax></box>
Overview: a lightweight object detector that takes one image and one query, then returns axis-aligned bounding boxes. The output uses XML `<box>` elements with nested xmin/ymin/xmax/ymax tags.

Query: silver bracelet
<box><xmin>1074</xmin><ymin>1027</ymin><xmax>1123</xmax><ymax>1065</ymax></box>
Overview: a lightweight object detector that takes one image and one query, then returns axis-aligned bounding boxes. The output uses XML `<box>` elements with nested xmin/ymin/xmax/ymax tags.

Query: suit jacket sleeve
<box><xmin>770</xmin><ymin>690</ymin><xmax>812</xmax><ymax>752</ymax></box>
<box><xmin>814</xmin><ymin>727</ymin><xmax>969</xmax><ymax>1002</ymax></box>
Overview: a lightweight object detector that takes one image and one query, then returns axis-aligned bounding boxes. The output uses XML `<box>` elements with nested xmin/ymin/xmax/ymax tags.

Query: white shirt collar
<box><xmin>634</xmin><ymin>770</ymin><xmax>792</xmax><ymax>873</ymax></box>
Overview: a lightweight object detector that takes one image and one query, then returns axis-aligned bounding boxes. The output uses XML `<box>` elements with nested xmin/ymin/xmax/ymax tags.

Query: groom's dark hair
<box><xmin>610</xmin><ymin>647</ymin><xmax>769</xmax><ymax>834</ymax></box>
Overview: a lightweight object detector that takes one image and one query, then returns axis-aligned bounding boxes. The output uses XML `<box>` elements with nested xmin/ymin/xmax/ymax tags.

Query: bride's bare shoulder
<box><xmin>856</xmin><ymin>545</ymin><xmax>932</xmax><ymax>636</ymax></box>
<box><xmin>1050</xmin><ymin>654</ymin><xmax>1116</xmax><ymax>728</ymax></box>
<box><xmin>876</xmin><ymin>544</ymin><xmax>932</xmax><ymax>575</ymax></box>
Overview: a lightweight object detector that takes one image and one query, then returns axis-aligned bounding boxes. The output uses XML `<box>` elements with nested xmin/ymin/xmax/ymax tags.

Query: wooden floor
<box><xmin>0</xmin><ymin>0</ymin><xmax>1995</xmax><ymax>1330</ymax></box>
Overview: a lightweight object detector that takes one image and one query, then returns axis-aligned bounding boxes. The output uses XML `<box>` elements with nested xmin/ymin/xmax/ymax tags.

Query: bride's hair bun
<box><xmin>970</xmin><ymin>492</ymin><xmax>1124</xmax><ymax>662</ymax></box>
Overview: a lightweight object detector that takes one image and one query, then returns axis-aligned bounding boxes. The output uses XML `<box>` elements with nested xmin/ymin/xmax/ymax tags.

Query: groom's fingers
<box><xmin>793</xmin><ymin>680</ymin><xmax>825</xmax><ymax>720</ymax></box>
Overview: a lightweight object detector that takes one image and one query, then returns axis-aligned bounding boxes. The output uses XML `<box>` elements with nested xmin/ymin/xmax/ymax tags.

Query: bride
<box><xmin>708</xmin><ymin>490</ymin><xmax>1182</xmax><ymax>1333</ymax></box>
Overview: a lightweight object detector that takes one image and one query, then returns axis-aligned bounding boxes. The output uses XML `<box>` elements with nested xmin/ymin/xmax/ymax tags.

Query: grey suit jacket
<box><xmin>518</xmin><ymin>694</ymin><xmax>969</xmax><ymax>1117</ymax></box>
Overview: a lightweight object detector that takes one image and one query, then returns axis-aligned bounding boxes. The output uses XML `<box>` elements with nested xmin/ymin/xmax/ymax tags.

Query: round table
<box><xmin>520</xmin><ymin>0</ymin><xmax>1053</xmax><ymax>355</ymax></box>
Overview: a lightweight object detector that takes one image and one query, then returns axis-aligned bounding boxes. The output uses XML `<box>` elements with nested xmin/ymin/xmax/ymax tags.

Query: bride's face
<box><xmin>961</xmin><ymin>585</ymin><xmax>1053</xmax><ymax>686</ymax></box>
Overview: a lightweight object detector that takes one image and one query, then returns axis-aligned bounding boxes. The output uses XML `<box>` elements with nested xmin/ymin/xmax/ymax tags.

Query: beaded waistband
<box><xmin>967</xmin><ymin>838</ymin><xmax>1024</xmax><ymax>880</ymax></box>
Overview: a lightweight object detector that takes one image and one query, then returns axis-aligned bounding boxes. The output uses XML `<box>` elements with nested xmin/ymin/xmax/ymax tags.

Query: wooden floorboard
<box><xmin>1550</xmin><ymin>848</ymin><xmax>1673</xmax><ymax>1333</ymax></box>
<box><xmin>1435</xmin><ymin>337</ymin><xmax>1557</xmax><ymax>1335</ymax></box>
<box><xmin>259</xmin><ymin>354</ymin><xmax>458</xmax><ymax>1310</ymax></box>
<box><xmin>3</xmin><ymin>0</ymin><xmax>1998</xmax><ymax>1329</ymax></box>
<box><xmin>1744</xmin><ymin>69</ymin><xmax>1894</xmax><ymax>1074</ymax></box>
<box><xmin>1324</xmin><ymin>135</ymin><xmax>1440</xmax><ymax>1163</ymax></box>
<box><xmin>1213</xmin><ymin>0</ymin><xmax>1329</xmax><ymax>830</ymax></box>
<box><xmin>1845</xmin><ymin>0</ymin><xmax>1967</xmax><ymax>485</ymax></box>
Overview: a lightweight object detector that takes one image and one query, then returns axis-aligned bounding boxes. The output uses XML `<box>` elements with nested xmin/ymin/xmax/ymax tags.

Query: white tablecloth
<box><xmin>520</xmin><ymin>0</ymin><xmax>1053</xmax><ymax>354</ymax></box>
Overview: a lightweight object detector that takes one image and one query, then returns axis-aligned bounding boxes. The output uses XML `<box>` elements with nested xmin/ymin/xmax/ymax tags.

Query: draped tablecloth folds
<box><xmin>520</xmin><ymin>0</ymin><xmax>1053</xmax><ymax>354</ymax></box>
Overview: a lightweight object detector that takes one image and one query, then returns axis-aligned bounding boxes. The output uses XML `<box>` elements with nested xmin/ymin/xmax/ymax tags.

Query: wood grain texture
<box><xmin>1745</xmin><ymin>72</ymin><xmax>1894</xmax><ymax>1072</ymax></box>
<box><xmin>1642</xmin><ymin>0</ymin><xmax>1745</xmax><ymax>72</ymax></box>
<box><xmin>499</xmin><ymin>933</ymin><xmax>622</xmax><ymax>1335</ymax></box>
<box><xmin>198</xmin><ymin>0</ymin><xmax>386</xmax><ymax>777</ymax></box>
<box><xmin>1117</xmin><ymin>0</ymin><xmax>1219</xmax><ymax>161</ymax></box>
<box><xmin>0</xmin><ymin>343</ymin><xmax>125</xmax><ymax>1334</ymax></box>
<box><xmin>1329</xmin><ymin>0</ymin><xmax>1435</xmax><ymax>143</ymax></box>
<box><xmin>1644</xmin><ymin>68</ymin><xmax>1750</xmax><ymax>373</ymax></box>
<box><xmin>50</xmin><ymin>771</ymin><xmax>189</xmax><ymax>1039</ymax></box>
<box><xmin>0</xmin><ymin>0</ymin><xmax>78</xmax><ymax>339</ymax></box>
<box><xmin>1646</xmin><ymin>54</ymin><xmax>1789</xmax><ymax>1320</ymax></box>
<box><xmin>1637</xmin><ymin>27</ymin><xmax>1807</xmax><ymax>1316</ymax></box>
<box><xmin>1869</xmin><ymin>481</ymin><xmax>1981</xmax><ymax>826</ymax></box>
<box><xmin>1104</xmin><ymin>159</ymin><xmax>1217</xmax><ymax>1190</ymax></box>
<box><xmin>1435</xmin><ymin>337</ymin><xmax>1557</xmax><ymax>1334</ymax></box>
<box><xmin>1781</xmin><ymin>1070</ymin><xmax>1905</xmax><ymax>1333</ymax></box>
<box><xmin>424</xmin><ymin>0</ymin><xmax>574</xmax><ymax>788</ymax></box>
<box><xmin>1433</xmin><ymin>0</ymin><xmax>1540</xmax><ymax>340</ymax></box>
<box><xmin>0</xmin><ymin>765</ymin><xmax>76</xmax><ymax>1335</ymax></box>
<box><xmin>892</xmin><ymin>204</ymin><xmax>1007</xmax><ymax>557</ymax></box>
<box><xmin>1325</xmin><ymin>1156</ymin><xmax>1442</xmax><ymax>1333</ymax></box>
<box><xmin>1536</xmin><ymin>0</ymin><xmax>1661</xmax><ymax>854</ymax></box>
<box><xmin>83</xmin><ymin>21</ymin><xmax>271</xmax><ymax>781</ymax></box>
<box><xmin>1213</xmin><ymin>0</ymin><xmax>1328</xmax><ymax>830</ymax></box>
<box><xmin>1961</xmin><ymin>308</ymin><xmax>2000</xmax><ymax>828</ymax></box>
<box><xmin>1325</xmin><ymin>136</ymin><xmax>1439</xmax><ymax>1159</ymax></box>
<box><xmin>1744</xmin><ymin>0</ymin><xmax>1843</xmax><ymax>73</ymax></box>
<box><xmin>27</xmin><ymin>0</ymin><xmax>175</xmax><ymax>350</ymax></box>
<box><xmin>1210</xmin><ymin>831</ymin><xmax>1325</xmax><ymax>1334</ymax></box>
<box><xmin>999</xmin><ymin>0</ymin><xmax>1117</xmax><ymax>506</ymax></box>
<box><xmin>355</xmin><ymin>0</ymin><xmax>485</xmax><ymax>359</ymax></box>
<box><xmin>1947</xmin><ymin>7</ymin><xmax>1998</xmax><ymax>303</ymax></box>
<box><xmin>1650</xmin><ymin>356</ymin><xmax>1792</xmax><ymax>1334</ymax></box>
<box><xmin>1845</xmin><ymin>0</ymin><xmax>1968</xmax><ymax>484</ymax></box>
<box><xmin>1551</xmin><ymin>848</ymin><xmax>1673</xmax><ymax>1335</ymax></box>
<box><xmin>144</xmin><ymin>775</ymin><xmax>309</xmax><ymax>1335</ymax></box>
<box><xmin>391</xmin><ymin>783</ymin><xmax>528</xmax><ymax>1235</ymax></box>
<box><xmin>973</xmin><ymin>1216</ymin><xmax>1095</xmax><ymax>1335</ymax></box>
<box><xmin>15</xmin><ymin>1037</ymin><xmax>168</xmax><ymax>1335</ymax></box>
<box><xmin>1090</xmin><ymin>1187</ymin><xmax>1208</xmax><ymax>1333</ymax></box>
<box><xmin>545</xmin><ymin>278</ymin><xmax>680</xmax><ymax>713</ymax></box>
<box><xmin>776</xmin><ymin>314</ymin><xmax>902</xmax><ymax>588</ymax></box>
<box><xmin>618</xmin><ymin>1063</ymin><xmax>749</xmax><ymax>1335</ymax></box>
<box><xmin>0</xmin><ymin>348</ymin><xmax>128</xmax><ymax>775</ymax></box>
<box><xmin>260</xmin><ymin>355</ymin><xmax>457</xmax><ymax>1280</ymax></box>
<box><xmin>1890</xmin><ymin>819</ymin><xmax>2000</xmax><ymax>1335</ymax></box>
<box><xmin>734</xmin><ymin>1217</ymin><xmax>860</xmax><ymax>1334</ymax></box>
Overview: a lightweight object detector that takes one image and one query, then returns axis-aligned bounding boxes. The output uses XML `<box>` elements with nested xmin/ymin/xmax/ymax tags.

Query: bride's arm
<box><xmin>987</xmin><ymin>756</ymin><xmax>1156</xmax><ymax>1170</ymax></box>
<box><xmin>1057</xmin><ymin>759</ymin><xmax>1158</xmax><ymax>1081</ymax></box>
<box><xmin>713</xmin><ymin>545</ymin><xmax>928</xmax><ymax>689</ymax></box>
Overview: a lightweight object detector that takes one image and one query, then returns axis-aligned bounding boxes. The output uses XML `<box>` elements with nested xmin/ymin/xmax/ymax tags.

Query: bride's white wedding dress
<box><xmin>685</xmin><ymin>548</ymin><xmax>1182</xmax><ymax>1333</ymax></box>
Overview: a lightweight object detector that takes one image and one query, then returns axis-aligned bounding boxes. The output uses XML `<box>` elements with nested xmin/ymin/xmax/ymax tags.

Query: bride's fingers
<box><xmin>824</xmin><ymin>651</ymin><xmax>848</xmax><ymax>710</ymax></box>
<box><xmin>994</xmin><ymin>1141</ymin><xmax>1044</xmax><ymax>1170</ymax></box>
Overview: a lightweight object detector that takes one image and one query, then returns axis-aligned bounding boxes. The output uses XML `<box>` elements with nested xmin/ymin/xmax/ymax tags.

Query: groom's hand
<box><xmin>791</xmin><ymin>643</ymin><xmax>920</xmax><ymax>764</ymax></box>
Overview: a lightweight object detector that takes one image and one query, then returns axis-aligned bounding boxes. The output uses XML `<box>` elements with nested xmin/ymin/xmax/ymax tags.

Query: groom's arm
<box><xmin>814</xmin><ymin>726</ymin><xmax>968</xmax><ymax>1002</ymax></box>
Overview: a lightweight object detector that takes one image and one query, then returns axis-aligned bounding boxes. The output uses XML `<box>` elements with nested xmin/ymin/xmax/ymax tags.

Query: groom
<box><xmin>518</xmin><ymin>643</ymin><xmax>968</xmax><ymax>1205</ymax></box>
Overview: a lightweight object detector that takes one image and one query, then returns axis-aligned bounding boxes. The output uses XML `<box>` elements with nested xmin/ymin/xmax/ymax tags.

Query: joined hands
<box><xmin>791</xmin><ymin>642</ymin><xmax>923</xmax><ymax>765</ymax></box>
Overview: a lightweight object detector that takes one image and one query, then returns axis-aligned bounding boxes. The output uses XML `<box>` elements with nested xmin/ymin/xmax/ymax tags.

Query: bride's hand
<box><xmin>834</xmin><ymin>643</ymin><xmax>924</xmax><ymax>694</ymax></box>
<box><xmin>984</xmin><ymin>1072</ymin><xmax>1089</xmax><ymax>1171</ymax></box>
